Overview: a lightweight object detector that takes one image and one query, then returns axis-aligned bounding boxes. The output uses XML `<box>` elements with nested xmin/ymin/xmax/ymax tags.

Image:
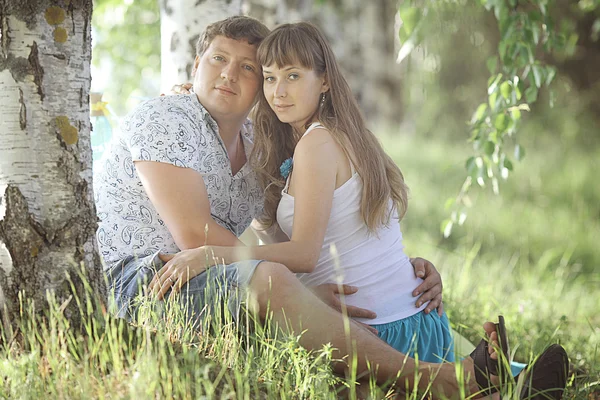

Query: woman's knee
<box><xmin>249</xmin><ymin>261</ymin><xmax>297</xmax><ymax>315</ymax></box>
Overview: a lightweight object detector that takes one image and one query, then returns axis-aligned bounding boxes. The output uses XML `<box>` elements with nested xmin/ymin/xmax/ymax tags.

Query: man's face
<box><xmin>192</xmin><ymin>36</ymin><xmax>261</xmax><ymax>123</ymax></box>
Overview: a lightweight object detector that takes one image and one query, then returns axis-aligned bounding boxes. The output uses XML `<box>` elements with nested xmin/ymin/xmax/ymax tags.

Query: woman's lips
<box><xmin>273</xmin><ymin>103</ymin><xmax>293</xmax><ymax>111</ymax></box>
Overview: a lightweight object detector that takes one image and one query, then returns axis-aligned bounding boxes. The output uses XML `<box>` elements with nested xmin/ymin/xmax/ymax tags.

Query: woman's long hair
<box><xmin>250</xmin><ymin>22</ymin><xmax>408</xmax><ymax>231</ymax></box>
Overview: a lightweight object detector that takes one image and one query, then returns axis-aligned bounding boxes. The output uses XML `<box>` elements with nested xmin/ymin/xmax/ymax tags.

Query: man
<box><xmin>94</xmin><ymin>16</ymin><xmax>489</xmax><ymax>396</ymax></box>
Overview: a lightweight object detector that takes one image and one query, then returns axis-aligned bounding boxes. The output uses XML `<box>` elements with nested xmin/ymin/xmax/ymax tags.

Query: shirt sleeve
<box><xmin>121</xmin><ymin>97</ymin><xmax>204</xmax><ymax>173</ymax></box>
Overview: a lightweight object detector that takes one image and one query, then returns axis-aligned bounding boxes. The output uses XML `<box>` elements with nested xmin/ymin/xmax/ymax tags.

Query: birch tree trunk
<box><xmin>0</xmin><ymin>0</ymin><xmax>104</xmax><ymax>334</ymax></box>
<box><xmin>160</xmin><ymin>0</ymin><xmax>243</xmax><ymax>92</ymax></box>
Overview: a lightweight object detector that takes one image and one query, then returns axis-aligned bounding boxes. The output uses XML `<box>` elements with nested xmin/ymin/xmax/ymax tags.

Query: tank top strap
<box><xmin>302</xmin><ymin>122</ymin><xmax>325</xmax><ymax>138</ymax></box>
<box><xmin>283</xmin><ymin>174</ymin><xmax>291</xmax><ymax>193</ymax></box>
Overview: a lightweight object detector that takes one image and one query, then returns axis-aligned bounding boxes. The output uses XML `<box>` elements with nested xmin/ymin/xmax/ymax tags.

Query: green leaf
<box><xmin>514</xmin><ymin>83</ymin><xmax>522</xmax><ymax>100</ymax></box>
<box><xmin>472</xmin><ymin>103</ymin><xmax>488</xmax><ymax>123</ymax></box>
<box><xmin>545</xmin><ymin>66</ymin><xmax>557</xmax><ymax>86</ymax></box>
<box><xmin>444</xmin><ymin>197</ymin><xmax>456</xmax><ymax>210</ymax></box>
<box><xmin>525</xmin><ymin>86</ymin><xmax>538</xmax><ymax>103</ymax></box>
<box><xmin>499</xmin><ymin>41</ymin><xmax>508</xmax><ymax>61</ymax></box>
<box><xmin>531</xmin><ymin>25</ymin><xmax>541</xmax><ymax>45</ymax></box>
<box><xmin>504</xmin><ymin>157</ymin><xmax>513</xmax><ymax>170</ymax></box>
<box><xmin>399</xmin><ymin>26</ymin><xmax>409</xmax><ymax>43</ymax></box>
<box><xmin>489</xmin><ymin>92</ymin><xmax>498</xmax><ymax>109</ymax></box>
<box><xmin>514</xmin><ymin>144</ymin><xmax>526</xmax><ymax>161</ymax></box>
<box><xmin>484</xmin><ymin>141</ymin><xmax>496</xmax><ymax>156</ymax></box>
<box><xmin>566</xmin><ymin>33</ymin><xmax>578</xmax><ymax>56</ymax></box>
<box><xmin>441</xmin><ymin>219</ymin><xmax>453</xmax><ymax>238</ymax></box>
<box><xmin>399</xmin><ymin>6</ymin><xmax>422</xmax><ymax>38</ymax></box>
<box><xmin>510</xmin><ymin>108</ymin><xmax>521</xmax><ymax>121</ymax></box>
<box><xmin>489</xmin><ymin>130</ymin><xmax>499</xmax><ymax>143</ymax></box>
<box><xmin>494</xmin><ymin>114</ymin><xmax>508</xmax><ymax>131</ymax></box>
<box><xmin>465</xmin><ymin>156</ymin><xmax>477</xmax><ymax>173</ymax></box>
<box><xmin>500</xmin><ymin>81</ymin><xmax>511</xmax><ymax>100</ymax></box>
<box><xmin>488</xmin><ymin>74</ymin><xmax>503</xmax><ymax>95</ymax></box>
<box><xmin>532</xmin><ymin>65</ymin><xmax>543</xmax><ymax>88</ymax></box>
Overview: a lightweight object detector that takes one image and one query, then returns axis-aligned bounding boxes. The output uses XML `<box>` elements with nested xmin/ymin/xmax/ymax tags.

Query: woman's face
<box><xmin>262</xmin><ymin>63</ymin><xmax>328</xmax><ymax>132</ymax></box>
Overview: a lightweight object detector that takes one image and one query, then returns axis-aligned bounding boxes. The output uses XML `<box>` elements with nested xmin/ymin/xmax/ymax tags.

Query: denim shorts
<box><xmin>371</xmin><ymin>311</ymin><xmax>455</xmax><ymax>363</ymax></box>
<box><xmin>105</xmin><ymin>251</ymin><xmax>262</xmax><ymax>331</ymax></box>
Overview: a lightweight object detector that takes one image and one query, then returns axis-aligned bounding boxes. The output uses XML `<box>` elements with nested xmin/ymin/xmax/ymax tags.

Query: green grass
<box><xmin>1</xmin><ymin>131</ymin><xmax>598</xmax><ymax>399</ymax></box>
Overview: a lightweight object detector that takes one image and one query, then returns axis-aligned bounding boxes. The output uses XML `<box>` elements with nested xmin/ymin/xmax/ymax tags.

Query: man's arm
<box><xmin>410</xmin><ymin>257</ymin><xmax>444</xmax><ymax>316</ymax></box>
<box><xmin>135</xmin><ymin>161</ymin><xmax>243</xmax><ymax>250</ymax></box>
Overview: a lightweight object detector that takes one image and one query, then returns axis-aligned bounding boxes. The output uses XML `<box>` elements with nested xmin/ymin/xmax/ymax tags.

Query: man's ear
<box><xmin>191</xmin><ymin>55</ymin><xmax>201</xmax><ymax>77</ymax></box>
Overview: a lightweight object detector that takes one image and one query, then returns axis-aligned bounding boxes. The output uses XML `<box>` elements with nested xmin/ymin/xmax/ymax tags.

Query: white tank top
<box><xmin>276</xmin><ymin>123</ymin><xmax>427</xmax><ymax>324</ymax></box>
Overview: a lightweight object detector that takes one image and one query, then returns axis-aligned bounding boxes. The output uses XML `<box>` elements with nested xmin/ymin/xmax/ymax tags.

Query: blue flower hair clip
<box><xmin>280</xmin><ymin>158</ymin><xmax>293</xmax><ymax>179</ymax></box>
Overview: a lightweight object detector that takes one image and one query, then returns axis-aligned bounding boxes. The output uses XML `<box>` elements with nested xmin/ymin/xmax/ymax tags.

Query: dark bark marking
<box><xmin>195</xmin><ymin>0</ymin><xmax>208</xmax><ymax>7</ymax></box>
<box><xmin>170</xmin><ymin>31</ymin><xmax>179</xmax><ymax>52</ymax></box>
<box><xmin>186</xmin><ymin>34</ymin><xmax>200</xmax><ymax>77</ymax></box>
<box><xmin>0</xmin><ymin>1</ymin><xmax>10</xmax><ymax>59</ymax></box>
<box><xmin>0</xmin><ymin>185</ymin><xmax>46</xmax><ymax>313</ymax></box>
<box><xmin>82</xmin><ymin>2</ymin><xmax>91</xmax><ymax>50</ymax></box>
<box><xmin>67</xmin><ymin>2</ymin><xmax>76</xmax><ymax>34</ymax></box>
<box><xmin>161</xmin><ymin>0</ymin><xmax>173</xmax><ymax>16</ymax></box>
<box><xmin>28</xmin><ymin>41</ymin><xmax>44</xmax><ymax>101</ymax></box>
<box><xmin>3</xmin><ymin>0</ymin><xmax>45</xmax><ymax>29</ymax></box>
<box><xmin>0</xmin><ymin>54</ymin><xmax>29</xmax><ymax>81</ymax></box>
<box><xmin>50</xmin><ymin>53</ymin><xmax>66</xmax><ymax>60</ymax></box>
<box><xmin>18</xmin><ymin>87</ymin><xmax>26</xmax><ymax>130</ymax></box>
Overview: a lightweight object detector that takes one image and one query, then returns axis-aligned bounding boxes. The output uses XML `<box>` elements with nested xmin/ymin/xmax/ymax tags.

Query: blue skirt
<box><xmin>371</xmin><ymin>311</ymin><xmax>455</xmax><ymax>363</ymax></box>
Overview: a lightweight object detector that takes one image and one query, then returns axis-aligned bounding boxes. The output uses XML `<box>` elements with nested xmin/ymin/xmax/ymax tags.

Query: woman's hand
<box><xmin>410</xmin><ymin>257</ymin><xmax>444</xmax><ymax>316</ymax></box>
<box><xmin>148</xmin><ymin>247</ymin><xmax>212</xmax><ymax>299</ymax></box>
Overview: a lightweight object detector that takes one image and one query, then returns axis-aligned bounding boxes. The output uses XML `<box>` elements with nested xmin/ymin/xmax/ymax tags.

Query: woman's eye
<box><xmin>289</xmin><ymin>73</ymin><xmax>299</xmax><ymax>80</ymax></box>
<box><xmin>213</xmin><ymin>55</ymin><xmax>224</xmax><ymax>61</ymax></box>
<box><xmin>264</xmin><ymin>76</ymin><xmax>275</xmax><ymax>83</ymax></box>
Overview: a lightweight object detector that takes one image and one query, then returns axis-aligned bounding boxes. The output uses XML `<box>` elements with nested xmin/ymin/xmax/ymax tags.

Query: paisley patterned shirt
<box><xmin>93</xmin><ymin>94</ymin><xmax>264</xmax><ymax>265</ymax></box>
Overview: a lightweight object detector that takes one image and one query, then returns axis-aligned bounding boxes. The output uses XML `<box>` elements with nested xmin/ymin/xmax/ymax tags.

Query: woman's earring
<box><xmin>320</xmin><ymin>93</ymin><xmax>326</xmax><ymax>107</ymax></box>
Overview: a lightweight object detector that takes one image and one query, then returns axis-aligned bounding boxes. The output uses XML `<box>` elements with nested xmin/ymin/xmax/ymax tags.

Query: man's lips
<box><xmin>215</xmin><ymin>86</ymin><xmax>236</xmax><ymax>95</ymax></box>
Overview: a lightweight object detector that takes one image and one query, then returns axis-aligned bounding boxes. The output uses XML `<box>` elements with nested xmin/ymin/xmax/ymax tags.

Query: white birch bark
<box><xmin>0</xmin><ymin>0</ymin><xmax>104</xmax><ymax>332</ymax></box>
<box><xmin>160</xmin><ymin>0</ymin><xmax>243</xmax><ymax>92</ymax></box>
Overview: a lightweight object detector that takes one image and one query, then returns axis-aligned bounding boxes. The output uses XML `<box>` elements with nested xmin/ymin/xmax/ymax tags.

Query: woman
<box><xmin>150</xmin><ymin>22</ymin><xmax>568</xmax><ymax>398</ymax></box>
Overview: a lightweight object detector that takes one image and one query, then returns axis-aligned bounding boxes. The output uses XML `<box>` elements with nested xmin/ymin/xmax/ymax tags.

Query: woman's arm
<box><xmin>209</xmin><ymin>128</ymin><xmax>340</xmax><ymax>272</ymax></box>
<box><xmin>250</xmin><ymin>219</ymin><xmax>290</xmax><ymax>244</ymax></box>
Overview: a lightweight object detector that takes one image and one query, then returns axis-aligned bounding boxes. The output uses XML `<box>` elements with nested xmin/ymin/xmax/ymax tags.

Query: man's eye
<box><xmin>243</xmin><ymin>65</ymin><xmax>255</xmax><ymax>72</ymax></box>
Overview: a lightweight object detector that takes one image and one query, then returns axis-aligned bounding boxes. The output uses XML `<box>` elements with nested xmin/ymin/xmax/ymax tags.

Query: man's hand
<box><xmin>311</xmin><ymin>283</ymin><xmax>379</xmax><ymax>335</ymax></box>
<box><xmin>410</xmin><ymin>257</ymin><xmax>444</xmax><ymax>316</ymax></box>
<box><xmin>160</xmin><ymin>83</ymin><xmax>193</xmax><ymax>96</ymax></box>
<box><xmin>170</xmin><ymin>83</ymin><xmax>193</xmax><ymax>95</ymax></box>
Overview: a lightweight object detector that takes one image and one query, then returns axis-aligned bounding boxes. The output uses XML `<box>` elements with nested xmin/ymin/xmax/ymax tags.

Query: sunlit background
<box><xmin>90</xmin><ymin>0</ymin><xmax>599</xmax><ymax>385</ymax></box>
